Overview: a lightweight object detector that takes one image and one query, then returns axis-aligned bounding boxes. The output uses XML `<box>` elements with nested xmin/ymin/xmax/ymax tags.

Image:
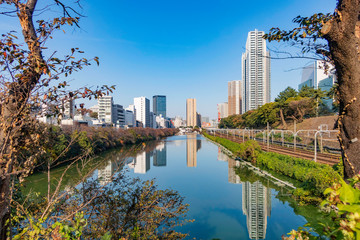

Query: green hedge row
<box><xmin>257</xmin><ymin>152</ymin><xmax>341</xmax><ymax>196</ymax></box>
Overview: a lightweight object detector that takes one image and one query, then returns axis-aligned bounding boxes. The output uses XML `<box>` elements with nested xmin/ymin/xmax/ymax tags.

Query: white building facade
<box><xmin>98</xmin><ymin>96</ymin><xmax>114</xmax><ymax>124</ymax></box>
<box><xmin>242</xmin><ymin>29</ymin><xmax>271</xmax><ymax>113</ymax></box>
<box><xmin>134</xmin><ymin>97</ymin><xmax>150</xmax><ymax>128</ymax></box>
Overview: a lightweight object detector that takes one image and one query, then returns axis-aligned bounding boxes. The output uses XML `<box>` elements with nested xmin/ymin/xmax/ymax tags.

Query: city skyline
<box><xmin>0</xmin><ymin>1</ymin><xmax>337</xmax><ymax>120</ymax></box>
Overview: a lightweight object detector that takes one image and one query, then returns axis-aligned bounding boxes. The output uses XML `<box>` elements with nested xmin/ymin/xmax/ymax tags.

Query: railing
<box><xmin>207</xmin><ymin>127</ymin><xmax>340</xmax><ymax>162</ymax></box>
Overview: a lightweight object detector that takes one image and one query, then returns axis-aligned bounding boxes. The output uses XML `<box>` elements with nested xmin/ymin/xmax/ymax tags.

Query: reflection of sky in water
<box><xmin>103</xmin><ymin>134</ymin><xmax>309</xmax><ymax>240</ymax></box>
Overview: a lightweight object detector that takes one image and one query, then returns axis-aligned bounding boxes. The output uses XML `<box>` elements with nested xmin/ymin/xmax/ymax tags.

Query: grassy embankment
<box><xmin>203</xmin><ymin>132</ymin><xmax>342</xmax><ymax>203</ymax></box>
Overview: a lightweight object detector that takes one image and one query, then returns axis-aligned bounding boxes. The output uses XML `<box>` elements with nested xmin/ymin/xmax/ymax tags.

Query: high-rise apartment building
<box><xmin>242</xmin><ymin>29</ymin><xmax>271</xmax><ymax>113</ymax></box>
<box><xmin>98</xmin><ymin>96</ymin><xmax>114</xmax><ymax>124</ymax></box>
<box><xmin>153</xmin><ymin>95</ymin><xmax>166</xmax><ymax>117</ymax></box>
<box><xmin>228</xmin><ymin>80</ymin><xmax>242</xmax><ymax>115</ymax></box>
<box><xmin>186</xmin><ymin>98</ymin><xmax>197</xmax><ymax>127</ymax></box>
<box><xmin>134</xmin><ymin>97</ymin><xmax>150</xmax><ymax>128</ymax></box>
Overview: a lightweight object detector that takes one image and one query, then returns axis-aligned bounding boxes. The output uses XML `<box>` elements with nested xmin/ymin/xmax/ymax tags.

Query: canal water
<box><xmin>26</xmin><ymin>133</ymin><xmax>327</xmax><ymax>239</ymax></box>
<box><xmin>96</xmin><ymin>133</ymin><xmax>324</xmax><ymax>240</ymax></box>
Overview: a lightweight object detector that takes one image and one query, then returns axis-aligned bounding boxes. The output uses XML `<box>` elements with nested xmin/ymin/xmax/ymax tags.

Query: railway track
<box><xmin>213</xmin><ymin>132</ymin><xmax>341</xmax><ymax>166</ymax></box>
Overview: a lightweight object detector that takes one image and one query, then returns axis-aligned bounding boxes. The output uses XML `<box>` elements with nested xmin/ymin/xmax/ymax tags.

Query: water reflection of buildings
<box><xmin>186</xmin><ymin>134</ymin><xmax>201</xmax><ymax>167</ymax></box>
<box><xmin>98</xmin><ymin>151</ymin><xmax>128</xmax><ymax>185</ymax></box>
<box><xmin>228</xmin><ymin>159</ymin><xmax>241</xmax><ymax>184</ymax></box>
<box><xmin>217</xmin><ymin>145</ymin><xmax>272</xmax><ymax>239</ymax></box>
<box><xmin>242</xmin><ymin>181</ymin><xmax>271</xmax><ymax>239</ymax></box>
<box><xmin>98</xmin><ymin>160</ymin><xmax>117</xmax><ymax>185</ymax></box>
<box><xmin>134</xmin><ymin>151</ymin><xmax>151</xmax><ymax>174</ymax></box>
<box><xmin>153</xmin><ymin>142</ymin><xmax>167</xmax><ymax>167</ymax></box>
<box><xmin>217</xmin><ymin>148</ymin><xmax>241</xmax><ymax>184</ymax></box>
<box><xmin>217</xmin><ymin>148</ymin><xmax>228</xmax><ymax>162</ymax></box>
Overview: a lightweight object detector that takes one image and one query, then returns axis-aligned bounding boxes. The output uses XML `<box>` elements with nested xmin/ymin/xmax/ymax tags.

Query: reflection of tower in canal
<box><xmin>228</xmin><ymin>158</ymin><xmax>241</xmax><ymax>184</ymax></box>
<box><xmin>134</xmin><ymin>151</ymin><xmax>150</xmax><ymax>174</ymax></box>
<box><xmin>218</xmin><ymin>148</ymin><xmax>228</xmax><ymax>162</ymax></box>
<box><xmin>242</xmin><ymin>181</ymin><xmax>271</xmax><ymax>239</ymax></box>
<box><xmin>153</xmin><ymin>142</ymin><xmax>166</xmax><ymax>167</ymax></box>
<box><xmin>217</xmin><ymin>147</ymin><xmax>241</xmax><ymax>184</ymax></box>
<box><xmin>186</xmin><ymin>134</ymin><xmax>200</xmax><ymax>167</ymax></box>
<box><xmin>98</xmin><ymin>160</ymin><xmax>117</xmax><ymax>185</ymax></box>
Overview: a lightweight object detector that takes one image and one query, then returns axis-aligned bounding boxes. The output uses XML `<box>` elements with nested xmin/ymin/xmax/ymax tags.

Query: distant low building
<box><xmin>217</xmin><ymin>102</ymin><xmax>228</xmax><ymax>122</ymax></box>
<box><xmin>174</xmin><ymin>116</ymin><xmax>185</xmax><ymax>128</ymax></box>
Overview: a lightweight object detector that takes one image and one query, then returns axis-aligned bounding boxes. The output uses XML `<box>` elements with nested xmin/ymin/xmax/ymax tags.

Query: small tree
<box><xmin>275</xmin><ymin>87</ymin><xmax>298</xmax><ymax>127</ymax></box>
<box><xmin>0</xmin><ymin>0</ymin><xmax>114</xmax><ymax>237</ymax></box>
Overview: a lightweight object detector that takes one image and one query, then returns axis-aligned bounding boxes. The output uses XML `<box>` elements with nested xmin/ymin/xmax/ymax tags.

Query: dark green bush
<box><xmin>237</xmin><ymin>140</ymin><xmax>262</xmax><ymax>164</ymax></box>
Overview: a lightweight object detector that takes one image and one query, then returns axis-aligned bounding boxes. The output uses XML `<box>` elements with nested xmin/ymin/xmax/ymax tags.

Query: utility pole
<box><xmin>267</xmin><ymin>122</ymin><xmax>269</xmax><ymax>151</ymax></box>
<box><xmin>293</xmin><ymin>120</ymin><xmax>297</xmax><ymax>152</ymax></box>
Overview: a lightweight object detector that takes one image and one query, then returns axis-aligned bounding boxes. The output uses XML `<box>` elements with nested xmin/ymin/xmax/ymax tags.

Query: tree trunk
<box><xmin>0</xmin><ymin>177</ymin><xmax>10</xmax><ymax>240</ymax></box>
<box><xmin>0</xmin><ymin>0</ymin><xmax>42</xmax><ymax>236</ymax></box>
<box><xmin>279</xmin><ymin>108</ymin><xmax>287</xmax><ymax>128</ymax></box>
<box><xmin>323</xmin><ymin>0</ymin><xmax>360</xmax><ymax>179</ymax></box>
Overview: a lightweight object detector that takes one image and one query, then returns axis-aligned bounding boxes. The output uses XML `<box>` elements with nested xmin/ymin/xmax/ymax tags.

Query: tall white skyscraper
<box><xmin>134</xmin><ymin>97</ymin><xmax>150</xmax><ymax>128</ymax></box>
<box><xmin>242</xmin><ymin>29</ymin><xmax>271</xmax><ymax>113</ymax></box>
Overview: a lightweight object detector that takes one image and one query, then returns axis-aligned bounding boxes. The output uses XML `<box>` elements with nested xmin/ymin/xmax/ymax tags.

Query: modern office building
<box><xmin>217</xmin><ymin>102</ymin><xmax>228</xmax><ymax>122</ymax></box>
<box><xmin>242</xmin><ymin>29</ymin><xmax>271</xmax><ymax>113</ymax></box>
<box><xmin>98</xmin><ymin>96</ymin><xmax>114</xmax><ymax>124</ymax></box>
<box><xmin>228</xmin><ymin>80</ymin><xmax>242</xmax><ymax>115</ymax></box>
<box><xmin>149</xmin><ymin>112</ymin><xmax>157</xmax><ymax>128</ymax></box>
<box><xmin>134</xmin><ymin>97</ymin><xmax>150</xmax><ymax>128</ymax></box>
<box><xmin>124</xmin><ymin>110</ymin><xmax>135</xmax><ymax>127</ymax></box>
<box><xmin>186</xmin><ymin>98</ymin><xmax>197</xmax><ymax>127</ymax></box>
<box><xmin>153</xmin><ymin>95</ymin><xmax>166</xmax><ymax>118</ymax></box>
<box><xmin>196</xmin><ymin>112</ymin><xmax>202</xmax><ymax>127</ymax></box>
<box><xmin>298</xmin><ymin>61</ymin><xmax>336</xmax><ymax>110</ymax></box>
<box><xmin>112</xmin><ymin>104</ymin><xmax>125</xmax><ymax>127</ymax></box>
<box><xmin>299</xmin><ymin>60</ymin><xmax>333</xmax><ymax>90</ymax></box>
<box><xmin>242</xmin><ymin>181</ymin><xmax>272</xmax><ymax>239</ymax></box>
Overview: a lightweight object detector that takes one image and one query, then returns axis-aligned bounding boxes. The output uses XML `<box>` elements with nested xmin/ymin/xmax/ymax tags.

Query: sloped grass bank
<box><xmin>203</xmin><ymin>132</ymin><xmax>341</xmax><ymax>202</ymax></box>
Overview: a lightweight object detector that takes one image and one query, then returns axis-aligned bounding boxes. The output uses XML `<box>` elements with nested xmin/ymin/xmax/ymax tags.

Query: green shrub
<box><xmin>257</xmin><ymin>152</ymin><xmax>341</xmax><ymax>197</ymax></box>
<box><xmin>237</xmin><ymin>140</ymin><xmax>261</xmax><ymax>164</ymax></box>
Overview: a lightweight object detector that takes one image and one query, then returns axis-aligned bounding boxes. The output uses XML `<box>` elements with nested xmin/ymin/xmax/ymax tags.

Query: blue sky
<box><xmin>1</xmin><ymin>0</ymin><xmax>337</xmax><ymax>119</ymax></box>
